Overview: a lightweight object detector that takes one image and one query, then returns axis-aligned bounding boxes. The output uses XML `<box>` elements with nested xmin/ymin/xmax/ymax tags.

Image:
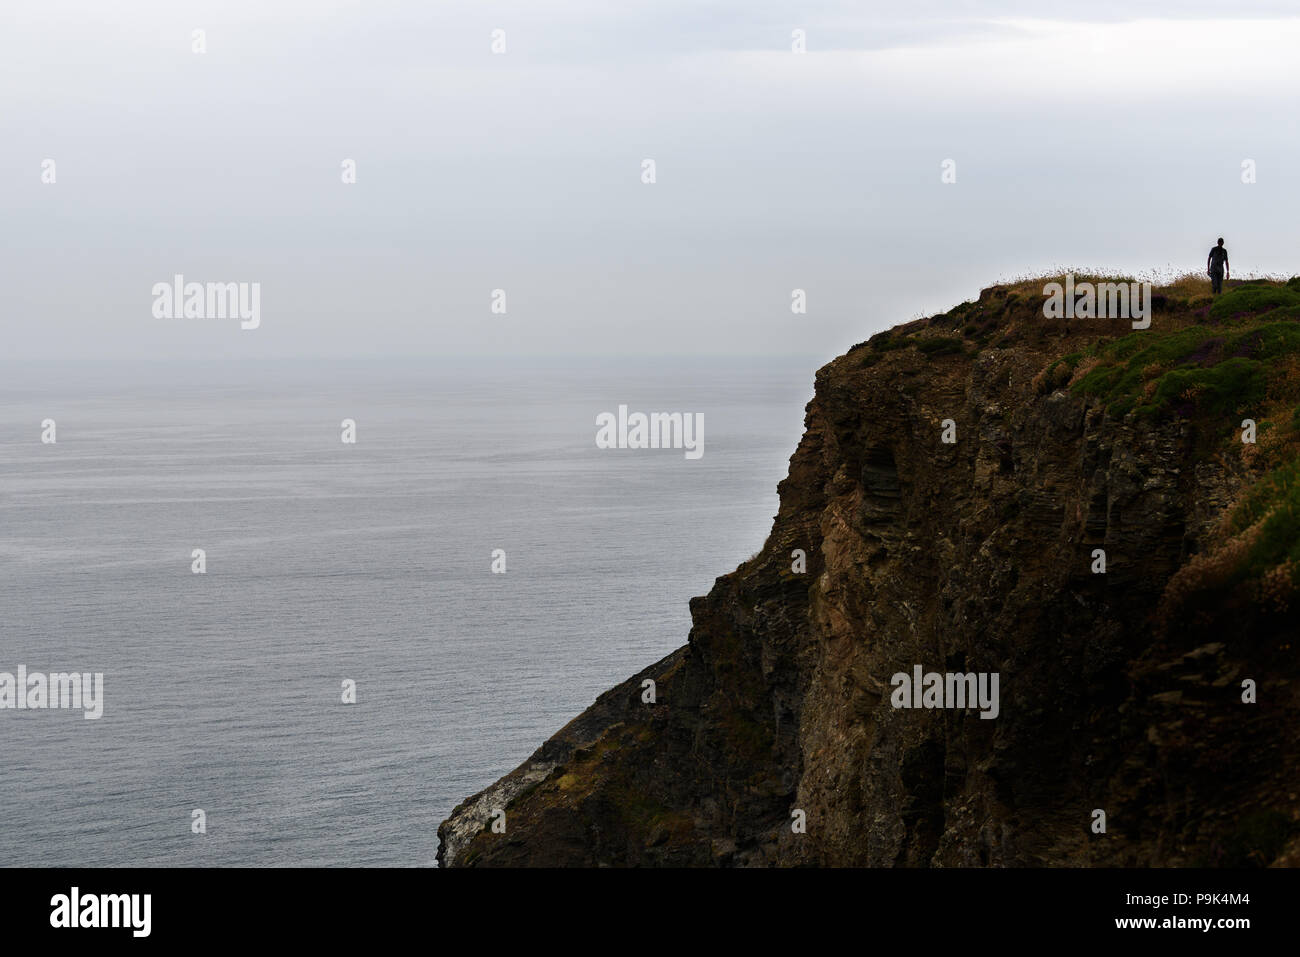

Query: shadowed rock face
<box><xmin>438</xmin><ymin>279</ymin><xmax>1300</xmax><ymax>868</ymax></box>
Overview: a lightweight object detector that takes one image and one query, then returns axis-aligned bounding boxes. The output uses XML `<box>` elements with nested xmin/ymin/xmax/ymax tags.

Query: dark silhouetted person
<box><xmin>1207</xmin><ymin>238</ymin><xmax>1229</xmax><ymax>294</ymax></box>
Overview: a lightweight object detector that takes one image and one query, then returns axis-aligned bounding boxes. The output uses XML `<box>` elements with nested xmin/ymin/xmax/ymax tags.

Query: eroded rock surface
<box><xmin>439</xmin><ymin>280</ymin><xmax>1300</xmax><ymax>867</ymax></box>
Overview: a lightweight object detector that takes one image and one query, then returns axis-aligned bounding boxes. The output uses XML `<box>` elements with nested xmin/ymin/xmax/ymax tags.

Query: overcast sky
<box><xmin>4</xmin><ymin>0</ymin><xmax>1300</xmax><ymax>360</ymax></box>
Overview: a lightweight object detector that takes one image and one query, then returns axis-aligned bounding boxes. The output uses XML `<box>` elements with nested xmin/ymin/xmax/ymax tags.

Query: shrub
<box><xmin>1146</xmin><ymin>357</ymin><xmax>1266</xmax><ymax>418</ymax></box>
<box><xmin>1229</xmin><ymin>458</ymin><xmax>1300</xmax><ymax>581</ymax></box>
<box><xmin>1209</xmin><ymin>284</ymin><xmax>1300</xmax><ymax>322</ymax></box>
<box><xmin>916</xmin><ymin>337</ymin><xmax>965</xmax><ymax>356</ymax></box>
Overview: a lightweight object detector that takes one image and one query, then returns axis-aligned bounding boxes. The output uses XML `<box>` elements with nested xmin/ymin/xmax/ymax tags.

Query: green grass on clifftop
<box><xmin>854</xmin><ymin>271</ymin><xmax>1300</xmax><ymax>622</ymax></box>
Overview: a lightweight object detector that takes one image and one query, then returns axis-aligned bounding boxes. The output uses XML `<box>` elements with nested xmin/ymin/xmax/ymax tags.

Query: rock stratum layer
<box><xmin>439</xmin><ymin>276</ymin><xmax>1300</xmax><ymax>867</ymax></box>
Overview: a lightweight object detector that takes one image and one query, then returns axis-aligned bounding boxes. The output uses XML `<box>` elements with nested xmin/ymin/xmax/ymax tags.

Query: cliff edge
<box><xmin>439</xmin><ymin>275</ymin><xmax>1300</xmax><ymax>867</ymax></box>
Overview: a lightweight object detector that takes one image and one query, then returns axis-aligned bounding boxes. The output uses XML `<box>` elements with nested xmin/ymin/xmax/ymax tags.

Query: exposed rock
<box><xmin>439</xmin><ymin>277</ymin><xmax>1300</xmax><ymax>867</ymax></box>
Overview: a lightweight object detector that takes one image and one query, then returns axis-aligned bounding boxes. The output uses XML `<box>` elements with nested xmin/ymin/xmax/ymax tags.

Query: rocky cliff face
<box><xmin>438</xmin><ymin>277</ymin><xmax>1300</xmax><ymax>867</ymax></box>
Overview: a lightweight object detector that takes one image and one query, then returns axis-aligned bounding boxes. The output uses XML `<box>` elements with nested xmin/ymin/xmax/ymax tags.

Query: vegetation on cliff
<box><xmin>862</xmin><ymin>274</ymin><xmax>1300</xmax><ymax>624</ymax></box>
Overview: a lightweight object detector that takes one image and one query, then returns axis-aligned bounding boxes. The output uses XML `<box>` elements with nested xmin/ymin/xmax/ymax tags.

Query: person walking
<box><xmin>1207</xmin><ymin>238</ymin><xmax>1229</xmax><ymax>294</ymax></box>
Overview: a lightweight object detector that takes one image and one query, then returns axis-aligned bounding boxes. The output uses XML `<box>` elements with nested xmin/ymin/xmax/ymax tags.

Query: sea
<box><xmin>0</xmin><ymin>357</ymin><xmax>814</xmax><ymax>866</ymax></box>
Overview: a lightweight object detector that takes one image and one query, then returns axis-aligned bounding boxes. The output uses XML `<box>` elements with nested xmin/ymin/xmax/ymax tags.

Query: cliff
<box><xmin>438</xmin><ymin>275</ymin><xmax>1300</xmax><ymax>867</ymax></box>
